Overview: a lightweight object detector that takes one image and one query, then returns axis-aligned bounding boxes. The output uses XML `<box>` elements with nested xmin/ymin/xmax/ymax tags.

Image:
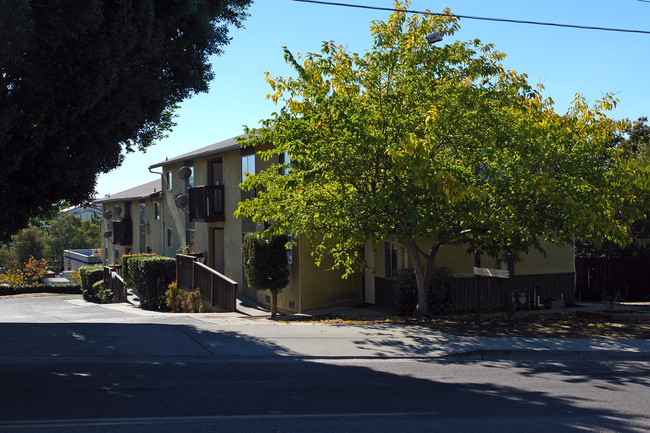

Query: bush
<box><xmin>91</xmin><ymin>280</ymin><xmax>114</xmax><ymax>304</ymax></box>
<box><xmin>0</xmin><ymin>284</ymin><xmax>81</xmax><ymax>296</ymax></box>
<box><xmin>124</xmin><ymin>255</ymin><xmax>175</xmax><ymax>310</ymax></box>
<box><xmin>394</xmin><ymin>267</ymin><xmax>454</xmax><ymax>316</ymax></box>
<box><xmin>22</xmin><ymin>256</ymin><xmax>50</xmax><ymax>284</ymax></box>
<box><xmin>165</xmin><ymin>282</ymin><xmax>205</xmax><ymax>313</ymax></box>
<box><xmin>242</xmin><ymin>233</ymin><xmax>289</xmax><ymax>317</ymax></box>
<box><xmin>0</xmin><ymin>255</ymin><xmax>50</xmax><ymax>286</ymax></box>
<box><xmin>0</xmin><ymin>268</ymin><xmax>26</xmax><ymax>286</ymax></box>
<box><xmin>187</xmin><ymin>288</ymin><xmax>204</xmax><ymax>313</ymax></box>
<box><xmin>394</xmin><ymin>269</ymin><xmax>417</xmax><ymax>316</ymax></box>
<box><xmin>79</xmin><ymin>264</ymin><xmax>104</xmax><ymax>302</ymax></box>
<box><xmin>165</xmin><ymin>281</ymin><xmax>183</xmax><ymax>312</ymax></box>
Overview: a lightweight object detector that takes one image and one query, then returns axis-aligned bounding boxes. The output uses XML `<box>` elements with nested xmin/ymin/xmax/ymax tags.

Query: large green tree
<box><xmin>577</xmin><ymin>116</ymin><xmax>650</xmax><ymax>258</ymax></box>
<box><xmin>236</xmin><ymin>2</ymin><xmax>641</xmax><ymax>316</ymax></box>
<box><xmin>0</xmin><ymin>0</ymin><xmax>251</xmax><ymax>241</ymax></box>
<box><xmin>45</xmin><ymin>214</ymin><xmax>101</xmax><ymax>272</ymax></box>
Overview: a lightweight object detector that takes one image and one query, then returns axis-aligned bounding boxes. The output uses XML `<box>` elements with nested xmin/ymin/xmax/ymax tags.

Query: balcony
<box><xmin>189</xmin><ymin>185</ymin><xmax>225</xmax><ymax>222</ymax></box>
<box><xmin>113</xmin><ymin>220</ymin><xmax>133</xmax><ymax>245</ymax></box>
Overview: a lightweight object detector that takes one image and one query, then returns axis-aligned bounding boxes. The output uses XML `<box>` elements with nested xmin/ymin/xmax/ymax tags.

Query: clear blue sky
<box><xmin>95</xmin><ymin>0</ymin><xmax>650</xmax><ymax>197</ymax></box>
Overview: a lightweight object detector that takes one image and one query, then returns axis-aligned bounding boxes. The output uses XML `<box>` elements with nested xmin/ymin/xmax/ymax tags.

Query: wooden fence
<box><xmin>575</xmin><ymin>257</ymin><xmax>650</xmax><ymax>302</ymax></box>
<box><xmin>374</xmin><ymin>272</ymin><xmax>575</xmax><ymax>314</ymax></box>
<box><xmin>103</xmin><ymin>266</ymin><xmax>126</xmax><ymax>303</ymax></box>
<box><xmin>176</xmin><ymin>254</ymin><xmax>237</xmax><ymax>312</ymax></box>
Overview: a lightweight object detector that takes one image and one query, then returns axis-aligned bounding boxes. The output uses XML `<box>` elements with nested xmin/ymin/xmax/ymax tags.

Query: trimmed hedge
<box><xmin>123</xmin><ymin>255</ymin><xmax>176</xmax><ymax>310</ymax></box>
<box><xmin>79</xmin><ymin>265</ymin><xmax>104</xmax><ymax>302</ymax></box>
<box><xmin>0</xmin><ymin>284</ymin><xmax>81</xmax><ymax>296</ymax></box>
<box><xmin>121</xmin><ymin>254</ymin><xmax>155</xmax><ymax>284</ymax></box>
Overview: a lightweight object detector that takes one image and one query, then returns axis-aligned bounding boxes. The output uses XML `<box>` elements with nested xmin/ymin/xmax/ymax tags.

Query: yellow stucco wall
<box><xmin>297</xmin><ymin>236</ymin><xmax>363</xmax><ymax>312</ymax></box>
<box><xmin>372</xmin><ymin>239</ymin><xmax>575</xmax><ymax>279</ymax></box>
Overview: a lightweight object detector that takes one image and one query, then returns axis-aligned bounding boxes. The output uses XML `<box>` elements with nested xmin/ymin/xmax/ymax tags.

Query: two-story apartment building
<box><xmin>146</xmin><ymin>136</ymin><xmax>362</xmax><ymax>314</ymax></box>
<box><xmin>95</xmin><ymin>180</ymin><xmax>163</xmax><ymax>266</ymax></box>
<box><xmin>98</xmin><ymin>134</ymin><xmax>575</xmax><ymax>314</ymax></box>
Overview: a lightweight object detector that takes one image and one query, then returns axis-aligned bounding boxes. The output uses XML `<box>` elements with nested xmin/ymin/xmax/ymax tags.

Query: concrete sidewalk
<box><xmin>0</xmin><ymin>294</ymin><xmax>649</xmax><ymax>363</ymax></box>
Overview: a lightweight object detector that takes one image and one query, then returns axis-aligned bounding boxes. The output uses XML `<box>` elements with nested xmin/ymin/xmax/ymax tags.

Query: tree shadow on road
<box><xmin>0</xmin><ymin>321</ymin><xmax>647</xmax><ymax>432</ymax></box>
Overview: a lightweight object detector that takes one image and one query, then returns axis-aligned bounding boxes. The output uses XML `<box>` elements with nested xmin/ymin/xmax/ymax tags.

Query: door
<box><xmin>139</xmin><ymin>202</ymin><xmax>146</xmax><ymax>253</ymax></box>
<box><xmin>213</xmin><ymin>228</ymin><xmax>225</xmax><ymax>274</ymax></box>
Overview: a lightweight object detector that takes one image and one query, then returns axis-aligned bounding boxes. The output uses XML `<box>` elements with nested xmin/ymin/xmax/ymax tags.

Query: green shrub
<box><xmin>90</xmin><ymin>280</ymin><xmax>114</xmax><ymax>304</ymax></box>
<box><xmin>121</xmin><ymin>254</ymin><xmax>155</xmax><ymax>289</ymax></box>
<box><xmin>242</xmin><ymin>233</ymin><xmax>289</xmax><ymax>317</ymax></box>
<box><xmin>0</xmin><ymin>284</ymin><xmax>81</xmax><ymax>296</ymax></box>
<box><xmin>165</xmin><ymin>280</ymin><xmax>183</xmax><ymax>312</ymax></box>
<box><xmin>79</xmin><ymin>265</ymin><xmax>103</xmax><ymax>302</ymax></box>
<box><xmin>394</xmin><ymin>267</ymin><xmax>454</xmax><ymax>316</ymax></box>
<box><xmin>124</xmin><ymin>255</ymin><xmax>175</xmax><ymax>310</ymax></box>
<box><xmin>394</xmin><ymin>269</ymin><xmax>417</xmax><ymax>316</ymax></box>
<box><xmin>187</xmin><ymin>288</ymin><xmax>204</xmax><ymax>313</ymax></box>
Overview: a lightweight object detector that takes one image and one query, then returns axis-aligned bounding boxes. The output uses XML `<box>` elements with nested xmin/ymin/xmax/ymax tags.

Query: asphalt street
<box><xmin>0</xmin><ymin>295</ymin><xmax>649</xmax><ymax>432</ymax></box>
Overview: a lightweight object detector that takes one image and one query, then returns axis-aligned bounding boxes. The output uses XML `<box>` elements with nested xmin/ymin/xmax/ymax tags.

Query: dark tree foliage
<box><xmin>577</xmin><ymin>117</ymin><xmax>650</xmax><ymax>259</ymax></box>
<box><xmin>0</xmin><ymin>0</ymin><xmax>251</xmax><ymax>240</ymax></box>
<box><xmin>242</xmin><ymin>233</ymin><xmax>289</xmax><ymax>317</ymax></box>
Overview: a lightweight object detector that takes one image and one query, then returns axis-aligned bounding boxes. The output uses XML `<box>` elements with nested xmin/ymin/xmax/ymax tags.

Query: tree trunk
<box><xmin>271</xmin><ymin>291</ymin><xmax>278</xmax><ymax>318</ymax></box>
<box><xmin>407</xmin><ymin>240</ymin><xmax>439</xmax><ymax>317</ymax></box>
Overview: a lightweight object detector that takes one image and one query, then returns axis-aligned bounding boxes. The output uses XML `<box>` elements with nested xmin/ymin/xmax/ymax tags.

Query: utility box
<box><xmin>547</xmin><ymin>297</ymin><xmax>565</xmax><ymax>310</ymax></box>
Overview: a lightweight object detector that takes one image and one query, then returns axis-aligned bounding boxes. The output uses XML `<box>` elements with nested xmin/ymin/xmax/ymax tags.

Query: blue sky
<box><xmin>95</xmin><ymin>0</ymin><xmax>650</xmax><ymax>197</ymax></box>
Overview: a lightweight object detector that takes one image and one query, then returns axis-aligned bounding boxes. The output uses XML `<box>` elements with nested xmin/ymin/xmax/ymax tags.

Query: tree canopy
<box><xmin>0</xmin><ymin>0</ymin><xmax>251</xmax><ymax>241</ymax></box>
<box><xmin>236</xmin><ymin>1</ymin><xmax>643</xmax><ymax>315</ymax></box>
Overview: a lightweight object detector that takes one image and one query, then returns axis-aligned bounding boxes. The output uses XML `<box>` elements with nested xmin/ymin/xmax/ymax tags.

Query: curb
<box><xmin>444</xmin><ymin>349</ymin><xmax>650</xmax><ymax>362</ymax></box>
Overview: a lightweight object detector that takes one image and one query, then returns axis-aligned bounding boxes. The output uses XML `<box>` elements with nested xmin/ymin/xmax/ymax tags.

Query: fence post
<box><xmin>507</xmin><ymin>254</ymin><xmax>515</xmax><ymax>330</ymax></box>
<box><xmin>474</xmin><ymin>251</ymin><xmax>481</xmax><ymax>325</ymax></box>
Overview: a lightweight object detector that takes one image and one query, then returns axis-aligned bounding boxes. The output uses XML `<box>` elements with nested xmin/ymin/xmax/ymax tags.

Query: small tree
<box><xmin>242</xmin><ymin>234</ymin><xmax>289</xmax><ymax>318</ymax></box>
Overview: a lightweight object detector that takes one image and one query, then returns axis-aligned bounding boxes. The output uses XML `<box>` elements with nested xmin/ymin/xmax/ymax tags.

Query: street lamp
<box><xmin>425</xmin><ymin>31</ymin><xmax>443</xmax><ymax>44</ymax></box>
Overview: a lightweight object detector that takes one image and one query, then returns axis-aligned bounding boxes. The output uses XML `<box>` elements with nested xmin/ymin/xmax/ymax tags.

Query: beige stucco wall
<box><xmin>161</xmin><ymin>161</ymin><xmax>188</xmax><ymax>257</ymax></box>
<box><xmin>297</xmin><ymin>236</ymin><xmax>363</xmax><ymax>311</ymax></box>
<box><xmin>99</xmin><ymin>196</ymin><xmax>165</xmax><ymax>266</ymax></box>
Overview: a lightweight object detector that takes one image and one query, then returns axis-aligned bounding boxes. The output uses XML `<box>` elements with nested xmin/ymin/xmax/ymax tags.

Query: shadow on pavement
<box><xmin>0</xmin><ymin>321</ymin><xmax>646</xmax><ymax>432</ymax></box>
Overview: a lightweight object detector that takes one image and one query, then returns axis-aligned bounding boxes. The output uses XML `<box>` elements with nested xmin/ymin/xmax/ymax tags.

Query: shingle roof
<box><xmin>95</xmin><ymin>179</ymin><xmax>162</xmax><ymax>204</ymax></box>
<box><xmin>148</xmin><ymin>134</ymin><xmax>245</xmax><ymax>169</ymax></box>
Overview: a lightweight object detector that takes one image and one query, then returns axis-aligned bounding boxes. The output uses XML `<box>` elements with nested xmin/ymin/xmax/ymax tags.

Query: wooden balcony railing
<box><xmin>112</xmin><ymin>220</ymin><xmax>132</xmax><ymax>245</ymax></box>
<box><xmin>188</xmin><ymin>185</ymin><xmax>225</xmax><ymax>222</ymax></box>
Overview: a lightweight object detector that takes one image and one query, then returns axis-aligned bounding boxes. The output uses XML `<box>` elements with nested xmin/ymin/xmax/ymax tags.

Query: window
<box><xmin>114</xmin><ymin>248</ymin><xmax>120</xmax><ymax>264</ymax></box>
<box><xmin>185</xmin><ymin>229</ymin><xmax>195</xmax><ymax>248</ymax></box>
<box><xmin>154</xmin><ymin>202</ymin><xmax>160</xmax><ymax>220</ymax></box>
<box><xmin>384</xmin><ymin>242</ymin><xmax>398</xmax><ymax>279</ymax></box>
<box><xmin>241</xmin><ymin>154</ymin><xmax>255</xmax><ymax>183</ymax></box>
<box><xmin>211</xmin><ymin>159</ymin><xmax>223</xmax><ymax>185</ymax></box>
<box><xmin>166</xmin><ymin>171</ymin><xmax>173</xmax><ymax>190</ymax></box>
<box><xmin>113</xmin><ymin>205</ymin><xmax>121</xmax><ymax>222</ymax></box>
<box><xmin>287</xmin><ymin>233</ymin><xmax>294</xmax><ymax>265</ymax></box>
<box><xmin>187</xmin><ymin>166</ymin><xmax>194</xmax><ymax>188</ymax></box>
<box><xmin>279</xmin><ymin>151</ymin><xmax>291</xmax><ymax>175</ymax></box>
<box><xmin>167</xmin><ymin>228</ymin><xmax>174</xmax><ymax>248</ymax></box>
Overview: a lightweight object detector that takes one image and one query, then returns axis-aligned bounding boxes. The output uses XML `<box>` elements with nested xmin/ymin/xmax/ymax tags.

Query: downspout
<box><xmin>149</xmin><ymin>167</ymin><xmax>165</xmax><ymax>256</ymax></box>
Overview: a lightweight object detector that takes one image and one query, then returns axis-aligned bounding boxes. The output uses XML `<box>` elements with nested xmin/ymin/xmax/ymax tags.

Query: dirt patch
<box><xmin>299</xmin><ymin>311</ymin><xmax>650</xmax><ymax>339</ymax></box>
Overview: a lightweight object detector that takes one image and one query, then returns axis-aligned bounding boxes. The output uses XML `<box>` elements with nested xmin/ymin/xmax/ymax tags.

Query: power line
<box><xmin>293</xmin><ymin>0</ymin><xmax>650</xmax><ymax>35</ymax></box>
